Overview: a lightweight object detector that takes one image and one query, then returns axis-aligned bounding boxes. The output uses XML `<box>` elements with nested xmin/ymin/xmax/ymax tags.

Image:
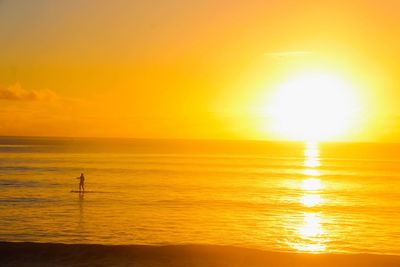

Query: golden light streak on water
<box><xmin>287</xmin><ymin>212</ymin><xmax>328</xmax><ymax>253</ymax></box>
<box><xmin>300</xmin><ymin>193</ymin><xmax>324</xmax><ymax>207</ymax></box>
<box><xmin>301</xmin><ymin>178</ymin><xmax>323</xmax><ymax>191</ymax></box>
<box><xmin>292</xmin><ymin>242</ymin><xmax>327</xmax><ymax>252</ymax></box>
<box><xmin>304</xmin><ymin>141</ymin><xmax>319</xmax><ymax>157</ymax></box>
<box><xmin>304</xmin><ymin>157</ymin><xmax>320</xmax><ymax>167</ymax></box>
<box><xmin>303</xmin><ymin>169</ymin><xmax>321</xmax><ymax>177</ymax></box>
<box><xmin>298</xmin><ymin>213</ymin><xmax>324</xmax><ymax>237</ymax></box>
<box><xmin>289</xmin><ymin>142</ymin><xmax>328</xmax><ymax>253</ymax></box>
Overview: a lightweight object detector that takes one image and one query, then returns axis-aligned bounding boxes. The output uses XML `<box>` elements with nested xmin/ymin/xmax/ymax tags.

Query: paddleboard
<box><xmin>70</xmin><ymin>190</ymin><xmax>109</xmax><ymax>193</ymax></box>
<box><xmin>70</xmin><ymin>190</ymin><xmax>87</xmax><ymax>193</ymax></box>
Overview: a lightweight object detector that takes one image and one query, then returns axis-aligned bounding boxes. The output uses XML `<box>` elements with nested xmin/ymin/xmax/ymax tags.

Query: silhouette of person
<box><xmin>76</xmin><ymin>173</ymin><xmax>85</xmax><ymax>192</ymax></box>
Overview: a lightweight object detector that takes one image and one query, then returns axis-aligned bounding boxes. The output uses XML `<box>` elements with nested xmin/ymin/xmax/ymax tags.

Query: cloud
<box><xmin>0</xmin><ymin>83</ymin><xmax>59</xmax><ymax>101</ymax></box>
<box><xmin>264</xmin><ymin>51</ymin><xmax>314</xmax><ymax>59</ymax></box>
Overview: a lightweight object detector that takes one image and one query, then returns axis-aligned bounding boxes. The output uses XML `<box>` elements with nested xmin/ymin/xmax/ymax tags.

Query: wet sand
<box><xmin>1</xmin><ymin>242</ymin><xmax>400</xmax><ymax>267</ymax></box>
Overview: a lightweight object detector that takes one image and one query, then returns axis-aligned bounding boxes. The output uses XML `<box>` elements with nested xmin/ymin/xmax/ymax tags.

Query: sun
<box><xmin>267</xmin><ymin>70</ymin><xmax>361</xmax><ymax>142</ymax></box>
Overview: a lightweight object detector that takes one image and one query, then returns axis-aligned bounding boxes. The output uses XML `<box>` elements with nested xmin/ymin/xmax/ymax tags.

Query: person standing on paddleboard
<box><xmin>76</xmin><ymin>173</ymin><xmax>85</xmax><ymax>192</ymax></box>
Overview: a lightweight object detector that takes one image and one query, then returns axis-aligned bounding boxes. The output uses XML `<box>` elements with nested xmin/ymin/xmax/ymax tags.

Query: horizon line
<box><xmin>0</xmin><ymin>135</ymin><xmax>397</xmax><ymax>145</ymax></box>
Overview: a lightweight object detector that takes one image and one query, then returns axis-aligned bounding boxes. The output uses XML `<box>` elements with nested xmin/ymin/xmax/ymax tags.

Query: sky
<box><xmin>1</xmin><ymin>0</ymin><xmax>400</xmax><ymax>141</ymax></box>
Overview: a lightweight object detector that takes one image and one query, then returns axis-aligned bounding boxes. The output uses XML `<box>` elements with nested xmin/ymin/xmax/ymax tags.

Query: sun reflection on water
<box><xmin>301</xmin><ymin>178</ymin><xmax>323</xmax><ymax>191</ymax></box>
<box><xmin>292</xmin><ymin>212</ymin><xmax>327</xmax><ymax>252</ymax></box>
<box><xmin>298</xmin><ymin>213</ymin><xmax>323</xmax><ymax>237</ymax></box>
<box><xmin>287</xmin><ymin>142</ymin><xmax>328</xmax><ymax>253</ymax></box>
<box><xmin>292</xmin><ymin>242</ymin><xmax>327</xmax><ymax>253</ymax></box>
<box><xmin>304</xmin><ymin>157</ymin><xmax>320</xmax><ymax>167</ymax></box>
<box><xmin>303</xmin><ymin>169</ymin><xmax>321</xmax><ymax>177</ymax></box>
<box><xmin>300</xmin><ymin>193</ymin><xmax>323</xmax><ymax>207</ymax></box>
<box><xmin>304</xmin><ymin>142</ymin><xmax>319</xmax><ymax>158</ymax></box>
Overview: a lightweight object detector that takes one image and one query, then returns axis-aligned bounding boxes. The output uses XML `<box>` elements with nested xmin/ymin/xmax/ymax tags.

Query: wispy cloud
<box><xmin>265</xmin><ymin>51</ymin><xmax>314</xmax><ymax>58</ymax></box>
<box><xmin>0</xmin><ymin>83</ymin><xmax>59</xmax><ymax>101</ymax></box>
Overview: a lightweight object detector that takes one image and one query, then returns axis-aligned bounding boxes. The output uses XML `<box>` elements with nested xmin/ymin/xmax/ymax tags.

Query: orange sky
<box><xmin>1</xmin><ymin>0</ymin><xmax>400</xmax><ymax>141</ymax></box>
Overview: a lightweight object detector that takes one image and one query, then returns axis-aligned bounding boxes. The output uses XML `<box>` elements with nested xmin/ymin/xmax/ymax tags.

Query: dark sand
<box><xmin>1</xmin><ymin>242</ymin><xmax>400</xmax><ymax>267</ymax></box>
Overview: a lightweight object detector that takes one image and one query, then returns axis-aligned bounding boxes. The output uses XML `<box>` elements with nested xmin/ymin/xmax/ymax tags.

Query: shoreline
<box><xmin>1</xmin><ymin>242</ymin><xmax>400</xmax><ymax>267</ymax></box>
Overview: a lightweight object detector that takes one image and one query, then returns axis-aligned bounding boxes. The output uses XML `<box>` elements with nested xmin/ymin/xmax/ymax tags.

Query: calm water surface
<box><xmin>0</xmin><ymin>137</ymin><xmax>399</xmax><ymax>255</ymax></box>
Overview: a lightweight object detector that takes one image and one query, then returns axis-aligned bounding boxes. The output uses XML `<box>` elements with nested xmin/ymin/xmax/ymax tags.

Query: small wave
<box><xmin>0</xmin><ymin>179</ymin><xmax>41</xmax><ymax>188</ymax></box>
<box><xmin>0</xmin><ymin>197</ymin><xmax>51</xmax><ymax>204</ymax></box>
<box><xmin>0</xmin><ymin>145</ymin><xmax>41</xmax><ymax>148</ymax></box>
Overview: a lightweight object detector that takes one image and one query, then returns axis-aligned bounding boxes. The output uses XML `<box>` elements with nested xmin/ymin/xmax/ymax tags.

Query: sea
<box><xmin>0</xmin><ymin>136</ymin><xmax>399</xmax><ymax>255</ymax></box>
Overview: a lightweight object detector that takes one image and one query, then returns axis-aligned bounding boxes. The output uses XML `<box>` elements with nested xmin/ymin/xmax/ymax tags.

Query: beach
<box><xmin>1</xmin><ymin>242</ymin><xmax>400</xmax><ymax>267</ymax></box>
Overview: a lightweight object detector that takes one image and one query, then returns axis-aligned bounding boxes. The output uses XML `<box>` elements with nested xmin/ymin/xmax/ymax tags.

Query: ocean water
<box><xmin>0</xmin><ymin>137</ymin><xmax>399</xmax><ymax>255</ymax></box>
